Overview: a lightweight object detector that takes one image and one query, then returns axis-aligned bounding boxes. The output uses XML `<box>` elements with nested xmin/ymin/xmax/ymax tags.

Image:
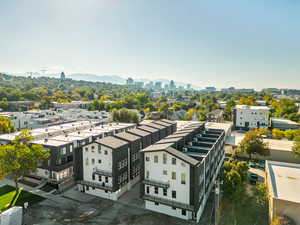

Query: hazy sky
<box><xmin>0</xmin><ymin>0</ymin><xmax>299</xmax><ymax>89</ymax></box>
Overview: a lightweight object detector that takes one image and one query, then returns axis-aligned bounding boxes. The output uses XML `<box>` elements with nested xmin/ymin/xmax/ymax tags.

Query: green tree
<box><xmin>254</xmin><ymin>183</ymin><xmax>268</xmax><ymax>208</ymax></box>
<box><xmin>112</xmin><ymin>108</ymin><xmax>139</xmax><ymax>123</ymax></box>
<box><xmin>0</xmin><ymin>116</ymin><xmax>15</xmax><ymax>134</ymax></box>
<box><xmin>292</xmin><ymin>136</ymin><xmax>300</xmax><ymax>157</ymax></box>
<box><xmin>0</xmin><ymin>130</ymin><xmax>50</xmax><ymax>190</ymax></box>
<box><xmin>238</xmin><ymin>130</ymin><xmax>270</xmax><ymax>159</ymax></box>
<box><xmin>271</xmin><ymin>216</ymin><xmax>296</xmax><ymax>225</ymax></box>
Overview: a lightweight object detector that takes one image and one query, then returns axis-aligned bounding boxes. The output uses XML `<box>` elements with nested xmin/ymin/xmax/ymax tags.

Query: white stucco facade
<box><xmin>235</xmin><ymin>105</ymin><xmax>270</xmax><ymax>129</ymax></box>
<box><xmin>144</xmin><ymin>151</ymin><xmax>193</xmax><ymax>220</ymax></box>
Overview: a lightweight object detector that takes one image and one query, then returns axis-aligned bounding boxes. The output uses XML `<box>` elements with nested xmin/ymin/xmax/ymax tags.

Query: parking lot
<box><xmin>23</xmin><ymin>183</ymin><xmax>196</xmax><ymax>225</ymax></box>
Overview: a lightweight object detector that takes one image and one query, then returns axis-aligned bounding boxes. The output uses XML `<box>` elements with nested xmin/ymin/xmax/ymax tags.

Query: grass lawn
<box><xmin>0</xmin><ymin>185</ymin><xmax>45</xmax><ymax>212</ymax></box>
<box><xmin>219</xmin><ymin>185</ymin><xmax>268</xmax><ymax>225</ymax></box>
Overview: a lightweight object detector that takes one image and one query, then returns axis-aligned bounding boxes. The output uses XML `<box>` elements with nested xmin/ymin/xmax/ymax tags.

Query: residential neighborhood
<box><xmin>1</xmin><ymin>1</ymin><xmax>300</xmax><ymax>225</ymax></box>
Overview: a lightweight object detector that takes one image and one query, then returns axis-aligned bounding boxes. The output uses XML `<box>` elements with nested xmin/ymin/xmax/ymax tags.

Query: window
<box><xmin>163</xmin><ymin>153</ymin><xmax>167</xmax><ymax>164</ymax></box>
<box><xmin>172</xmin><ymin>207</ymin><xmax>176</xmax><ymax>210</ymax></box>
<box><xmin>105</xmin><ymin>190</ymin><xmax>108</xmax><ymax>193</ymax></box>
<box><xmin>91</xmin><ymin>146</ymin><xmax>95</xmax><ymax>150</ymax></box>
<box><xmin>155</xmin><ymin>202</ymin><xmax>159</xmax><ymax>206</ymax></box>
<box><xmin>171</xmin><ymin>172</ymin><xmax>176</xmax><ymax>180</ymax></box>
<box><xmin>163</xmin><ymin>188</ymin><xmax>167</xmax><ymax>196</ymax></box>
<box><xmin>182</xmin><ymin>209</ymin><xmax>186</xmax><ymax>216</ymax></box>
<box><xmin>155</xmin><ymin>187</ymin><xmax>158</xmax><ymax>194</ymax></box>
<box><xmin>146</xmin><ymin>156</ymin><xmax>150</xmax><ymax>162</ymax></box>
<box><xmin>172</xmin><ymin>158</ymin><xmax>176</xmax><ymax>165</ymax></box>
<box><xmin>146</xmin><ymin>186</ymin><xmax>149</xmax><ymax>194</ymax></box>
<box><xmin>181</xmin><ymin>173</ymin><xmax>186</xmax><ymax>185</ymax></box>
<box><xmin>62</xmin><ymin>147</ymin><xmax>66</xmax><ymax>155</ymax></box>
<box><xmin>92</xmin><ymin>174</ymin><xmax>95</xmax><ymax>180</ymax></box>
<box><xmin>70</xmin><ymin>145</ymin><xmax>73</xmax><ymax>153</ymax></box>
<box><xmin>86</xmin><ymin>186</ymin><xmax>89</xmax><ymax>191</ymax></box>
<box><xmin>163</xmin><ymin>170</ymin><xmax>167</xmax><ymax>175</ymax></box>
<box><xmin>92</xmin><ymin>186</ymin><xmax>95</xmax><ymax>190</ymax></box>
<box><xmin>105</xmin><ymin>177</ymin><xmax>108</xmax><ymax>183</ymax></box>
<box><xmin>91</xmin><ymin>159</ymin><xmax>95</xmax><ymax>164</ymax></box>
<box><xmin>98</xmin><ymin>159</ymin><xmax>101</xmax><ymax>164</ymax></box>
<box><xmin>104</xmin><ymin>150</ymin><xmax>108</xmax><ymax>155</ymax></box>
<box><xmin>172</xmin><ymin>190</ymin><xmax>176</xmax><ymax>199</ymax></box>
<box><xmin>98</xmin><ymin>176</ymin><xmax>102</xmax><ymax>182</ymax></box>
<box><xmin>98</xmin><ymin>145</ymin><xmax>101</xmax><ymax>153</ymax></box>
<box><xmin>146</xmin><ymin>171</ymin><xmax>149</xmax><ymax>179</ymax></box>
<box><xmin>154</xmin><ymin>155</ymin><xmax>158</xmax><ymax>163</ymax></box>
<box><xmin>85</xmin><ymin>158</ymin><xmax>89</xmax><ymax>165</ymax></box>
<box><xmin>85</xmin><ymin>147</ymin><xmax>88</xmax><ymax>152</ymax></box>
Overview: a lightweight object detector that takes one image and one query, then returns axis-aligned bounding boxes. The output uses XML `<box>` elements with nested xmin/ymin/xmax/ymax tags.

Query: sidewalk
<box><xmin>0</xmin><ymin>178</ymin><xmax>74</xmax><ymax>204</ymax></box>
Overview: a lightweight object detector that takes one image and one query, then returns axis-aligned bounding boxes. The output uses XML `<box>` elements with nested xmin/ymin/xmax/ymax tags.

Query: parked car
<box><xmin>249</xmin><ymin>160</ymin><xmax>258</xmax><ymax>168</ymax></box>
<box><xmin>257</xmin><ymin>160</ymin><xmax>265</xmax><ymax>170</ymax></box>
<box><xmin>249</xmin><ymin>173</ymin><xmax>259</xmax><ymax>184</ymax></box>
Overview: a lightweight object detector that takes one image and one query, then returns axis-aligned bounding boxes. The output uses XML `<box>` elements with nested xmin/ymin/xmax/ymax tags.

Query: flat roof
<box><xmin>205</xmin><ymin>122</ymin><xmax>233</xmax><ymax>134</ymax></box>
<box><xmin>266</xmin><ymin>161</ymin><xmax>300</xmax><ymax>204</ymax></box>
<box><xmin>32</xmin><ymin>139</ymin><xmax>70</xmax><ymax>147</ymax></box>
<box><xmin>235</xmin><ymin>105</ymin><xmax>270</xmax><ymax>110</ymax></box>
<box><xmin>226</xmin><ymin>136</ymin><xmax>294</xmax><ymax>152</ymax></box>
<box><xmin>271</xmin><ymin>118</ymin><xmax>300</xmax><ymax>125</ymax></box>
<box><xmin>96</xmin><ymin>136</ymin><xmax>129</xmax><ymax>149</ymax></box>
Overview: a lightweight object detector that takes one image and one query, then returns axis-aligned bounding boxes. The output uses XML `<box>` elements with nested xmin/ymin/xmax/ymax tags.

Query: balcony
<box><xmin>77</xmin><ymin>180</ymin><xmax>113</xmax><ymax>191</ymax></box>
<box><xmin>93</xmin><ymin>168</ymin><xmax>112</xmax><ymax>177</ymax></box>
<box><xmin>143</xmin><ymin>194</ymin><xmax>194</xmax><ymax>211</ymax></box>
<box><xmin>143</xmin><ymin>179</ymin><xmax>170</xmax><ymax>189</ymax></box>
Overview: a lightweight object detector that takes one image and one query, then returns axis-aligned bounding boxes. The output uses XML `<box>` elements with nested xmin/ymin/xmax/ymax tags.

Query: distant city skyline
<box><xmin>0</xmin><ymin>0</ymin><xmax>300</xmax><ymax>89</ymax></box>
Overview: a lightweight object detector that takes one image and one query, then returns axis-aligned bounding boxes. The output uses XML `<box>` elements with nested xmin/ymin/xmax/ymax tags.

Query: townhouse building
<box><xmin>0</xmin><ymin>121</ymin><xmax>136</xmax><ymax>191</ymax></box>
<box><xmin>233</xmin><ymin>105</ymin><xmax>270</xmax><ymax>130</ymax></box>
<box><xmin>140</xmin><ymin>122</ymin><xmax>226</xmax><ymax>222</ymax></box>
<box><xmin>77</xmin><ymin>120</ymin><xmax>177</xmax><ymax>200</ymax></box>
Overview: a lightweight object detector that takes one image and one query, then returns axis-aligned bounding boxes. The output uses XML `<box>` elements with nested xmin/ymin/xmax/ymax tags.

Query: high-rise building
<box><xmin>60</xmin><ymin>72</ymin><xmax>66</xmax><ymax>80</ymax></box>
<box><xmin>126</xmin><ymin>77</ymin><xmax>134</xmax><ymax>86</ymax></box>
<box><xmin>169</xmin><ymin>80</ymin><xmax>176</xmax><ymax>90</ymax></box>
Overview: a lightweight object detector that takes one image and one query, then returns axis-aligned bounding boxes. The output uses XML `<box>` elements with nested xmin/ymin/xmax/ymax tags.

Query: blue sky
<box><xmin>0</xmin><ymin>0</ymin><xmax>299</xmax><ymax>89</ymax></box>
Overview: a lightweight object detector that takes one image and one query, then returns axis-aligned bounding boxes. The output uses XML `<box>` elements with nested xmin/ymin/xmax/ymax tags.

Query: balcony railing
<box><xmin>77</xmin><ymin>180</ymin><xmax>113</xmax><ymax>191</ymax></box>
<box><xmin>143</xmin><ymin>194</ymin><xmax>194</xmax><ymax>211</ymax></box>
<box><xmin>143</xmin><ymin>179</ymin><xmax>170</xmax><ymax>188</ymax></box>
<box><xmin>93</xmin><ymin>168</ymin><xmax>112</xmax><ymax>177</ymax></box>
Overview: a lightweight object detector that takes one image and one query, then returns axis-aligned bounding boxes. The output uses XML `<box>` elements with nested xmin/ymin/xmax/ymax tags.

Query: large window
<box><xmin>155</xmin><ymin>187</ymin><xmax>158</xmax><ymax>194</ymax></box>
<box><xmin>172</xmin><ymin>158</ymin><xmax>176</xmax><ymax>165</ymax></box>
<box><xmin>154</xmin><ymin>155</ymin><xmax>158</xmax><ymax>163</ymax></box>
<box><xmin>163</xmin><ymin>153</ymin><xmax>167</xmax><ymax>164</ymax></box>
<box><xmin>146</xmin><ymin>186</ymin><xmax>149</xmax><ymax>194</ymax></box>
<box><xmin>181</xmin><ymin>173</ymin><xmax>186</xmax><ymax>185</ymax></box>
<box><xmin>172</xmin><ymin>190</ymin><xmax>176</xmax><ymax>199</ymax></box>
<box><xmin>171</xmin><ymin>172</ymin><xmax>176</xmax><ymax>180</ymax></box>
<box><xmin>163</xmin><ymin>188</ymin><xmax>167</xmax><ymax>196</ymax></box>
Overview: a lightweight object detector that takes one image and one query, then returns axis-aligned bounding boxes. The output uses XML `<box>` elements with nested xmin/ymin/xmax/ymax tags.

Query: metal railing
<box><xmin>93</xmin><ymin>168</ymin><xmax>112</xmax><ymax>177</ymax></box>
<box><xmin>77</xmin><ymin>180</ymin><xmax>113</xmax><ymax>191</ymax></box>
<box><xmin>143</xmin><ymin>179</ymin><xmax>170</xmax><ymax>188</ymax></box>
<box><xmin>143</xmin><ymin>194</ymin><xmax>194</xmax><ymax>211</ymax></box>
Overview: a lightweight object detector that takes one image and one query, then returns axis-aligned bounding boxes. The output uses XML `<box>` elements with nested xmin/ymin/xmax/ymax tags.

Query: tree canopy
<box><xmin>0</xmin><ymin>130</ymin><xmax>50</xmax><ymax>190</ymax></box>
<box><xmin>111</xmin><ymin>108</ymin><xmax>139</xmax><ymax>124</ymax></box>
<box><xmin>238</xmin><ymin>130</ymin><xmax>270</xmax><ymax>159</ymax></box>
<box><xmin>0</xmin><ymin>116</ymin><xmax>15</xmax><ymax>134</ymax></box>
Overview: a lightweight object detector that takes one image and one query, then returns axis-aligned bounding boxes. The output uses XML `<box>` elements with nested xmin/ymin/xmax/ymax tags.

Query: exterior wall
<box><xmin>143</xmin><ymin>151</ymin><xmax>191</xmax><ymax>220</ymax></box>
<box><xmin>145</xmin><ymin>200</ymin><xmax>193</xmax><ymax>220</ymax></box>
<box><xmin>236</xmin><ymin>148</ymin><xmax>300</xmax><ymax>164</ymax></box>
<box><xmin>272</xmin><ymin>198</ymin><xmax>300</xmax><ymax>225</ymax></box>
<box><xmin>235</xmin><ymin>107</ymin><xmax>269</xmax><ymax>129</ymax></box>
<box><xmin>82</xmin><ymin>143</ymin><xmax>113</xmax><ymax>185</ymax></box>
